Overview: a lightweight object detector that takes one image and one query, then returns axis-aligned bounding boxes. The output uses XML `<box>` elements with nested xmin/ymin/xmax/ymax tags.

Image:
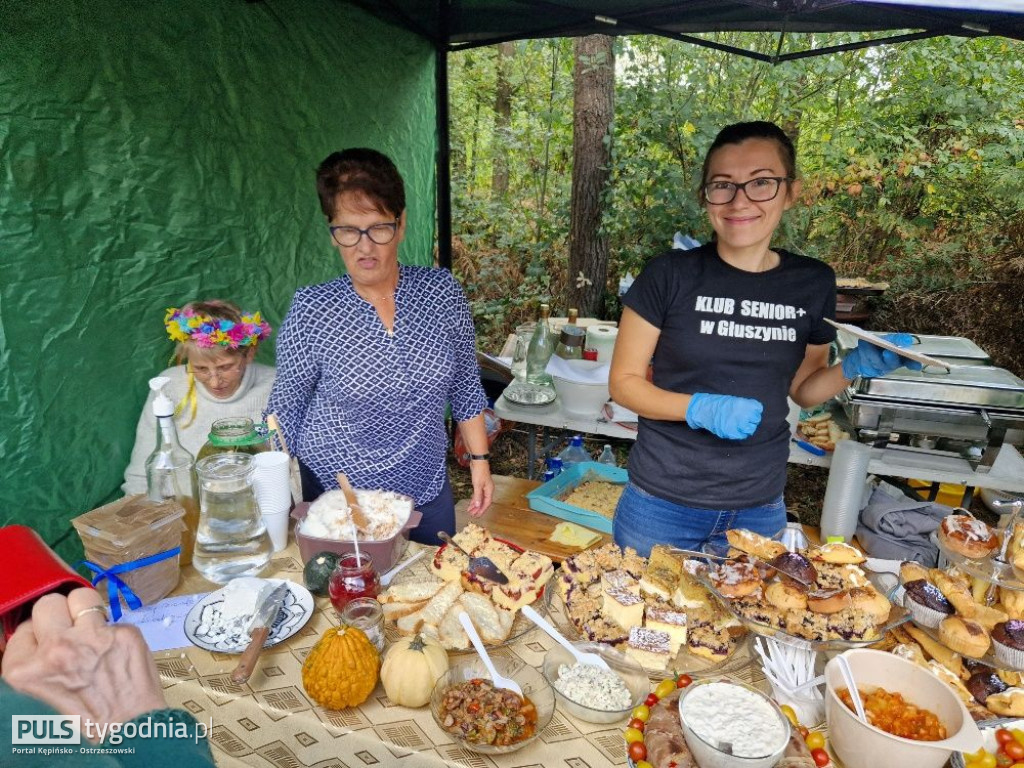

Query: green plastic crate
<box><xmin>525</xmin><ymin>461</ymin><xmax>627</xmax><ymax>534</ymax></box>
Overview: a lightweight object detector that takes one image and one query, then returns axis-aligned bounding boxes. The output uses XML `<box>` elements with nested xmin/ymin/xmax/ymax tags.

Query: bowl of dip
<box><xmin>825</xmin><ymin>649</ymin><xmax>982</xmax><ymax>768</ymax></box>
<box><xmin>678</xmin><ymin>677</ymin><xmax>790</xmax><ymax>768</ymax></box>
<box><xmin>541</xmin><ymin>641</ymin><xmax>648</xmax><ymax>724</ymax></box>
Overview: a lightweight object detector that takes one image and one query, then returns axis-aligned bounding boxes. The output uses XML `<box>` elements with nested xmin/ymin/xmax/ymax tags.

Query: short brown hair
<box><xmin>699</xmin><ymin>121</ymin><xmax>798</xmax><ymax>203</ymax></box>
<box><xmin>315</xmin><ymin>148</ymin><xmax>406</xmax><ymax>221</ymax></box>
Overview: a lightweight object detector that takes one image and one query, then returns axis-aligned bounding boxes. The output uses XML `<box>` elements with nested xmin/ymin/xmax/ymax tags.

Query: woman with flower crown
<box><xmin>121</xmin><ymin>299</ymin><xmax>275</xmax><ymax>494</ymax></box>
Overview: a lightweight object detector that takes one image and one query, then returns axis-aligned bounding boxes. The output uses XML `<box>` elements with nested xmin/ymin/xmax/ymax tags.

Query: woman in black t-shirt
<box><xmin>608</xmin><ymin>121</ymin><xmax>919</xmax><ymax>555</ymax></box>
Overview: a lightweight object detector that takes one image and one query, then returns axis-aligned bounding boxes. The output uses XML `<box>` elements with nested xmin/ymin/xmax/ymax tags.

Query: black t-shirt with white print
<box><xmin>622</xmin><ymin>243</ymin><xmax>837</xmax><ymax>509</ymax></box>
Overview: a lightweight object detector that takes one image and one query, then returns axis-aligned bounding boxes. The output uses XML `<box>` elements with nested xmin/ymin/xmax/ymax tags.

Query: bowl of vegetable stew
<box><xmin>430</xmin><ymin>654</ymin><xmax>554</xmax><ymax>754</ymax></box>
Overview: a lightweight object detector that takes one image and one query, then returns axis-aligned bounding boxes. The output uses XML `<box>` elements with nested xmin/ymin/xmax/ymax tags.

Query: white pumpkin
<box><xmin>380</xmin><ymin>633</ymin><xmax>450</xmax><ymax>708</ymax></box>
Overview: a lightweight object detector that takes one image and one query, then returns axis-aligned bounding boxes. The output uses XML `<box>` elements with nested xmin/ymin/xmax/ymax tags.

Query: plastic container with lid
<box><xmin>71</xmin><ymin>495</ymin><xmax>185</xmax><ymax>606</ymax></box>
<box><xmin>195</xmin><ymin>417</ymin><xmax>271</xmax><ymax>461</ymax></box>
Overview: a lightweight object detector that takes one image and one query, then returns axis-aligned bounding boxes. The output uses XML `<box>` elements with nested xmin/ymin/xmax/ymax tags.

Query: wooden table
<box><xmin>454</xmin><ymin>474</ymin><xmax>611</xmax><ymax>562</ymax></box>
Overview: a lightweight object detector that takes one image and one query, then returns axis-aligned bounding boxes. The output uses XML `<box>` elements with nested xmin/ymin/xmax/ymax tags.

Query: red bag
<box><xmin>0</xmin><ymin>525</ymin><xmax>91</xmax><ymax>641</ymax></box>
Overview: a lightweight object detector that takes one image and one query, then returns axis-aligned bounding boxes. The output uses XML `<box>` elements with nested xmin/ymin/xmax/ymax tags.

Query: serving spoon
<box><xmin>668</xmin><ymin>546</ymin><xmax>813</xmax><ymax>587</ymax></box>
<box><xmin>458</xmin><ymin>611</ymin><xmax>523</xmax><ymax>695</ymax></box>
<box><xmin>521</xmin><ymin>604</ymin><xmax>611</xmax><ymax>671</ymax></box>
<box><xmin>336</xmin><ymin>472</ymin><xmax>371</xmax><ymax>531</ymax></box>
<box><xmin>437</xmin><ymin>531</ymin><xmax>509</xmax><ymax>585</ymax></box>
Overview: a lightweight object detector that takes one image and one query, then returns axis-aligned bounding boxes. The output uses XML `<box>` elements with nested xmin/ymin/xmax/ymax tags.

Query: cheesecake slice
<box><xmin>639</xmin><ymin>566</ymin><xmax>679</xmax><ymax>601</ymax></box>
<box><xmin>626</xmin><ymin>626</ymin><xmax>672</xmax><ymax>671</ymax></box>
<box><xmin>645</xmin><ymin>606</ymin><xmax>688</xmax><ymax>655</ymax></box>
<box><xmin>603</xmin><ymin>587</ymin><xmax>645</xmax><ymax>630</ymax></box>
<box><xmin>601</xmin><ymin>568</ymin><xmax>639</xmax><ymax>595</ymax></box>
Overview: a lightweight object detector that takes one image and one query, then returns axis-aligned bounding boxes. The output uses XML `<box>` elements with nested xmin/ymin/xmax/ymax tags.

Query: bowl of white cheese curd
<box><xmin>541</xmin><ymin>641</ymin><xmax>648</xmax><ymax>724</ymax></box>
<box><xmin>678</xmin><ymin>677</ymin><xmax>790</xmax><ymax>768</ymax></box>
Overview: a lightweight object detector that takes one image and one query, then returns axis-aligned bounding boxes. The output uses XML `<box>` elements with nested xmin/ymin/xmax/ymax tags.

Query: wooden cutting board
<box><xmin>454</xmin><ymin>474</ymin><xmax>610</xmax><ymax>562</ymax></box>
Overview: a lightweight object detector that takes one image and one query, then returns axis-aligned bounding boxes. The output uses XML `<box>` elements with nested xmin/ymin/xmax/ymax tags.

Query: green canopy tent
<box><xmin>1</xmin><ymin>0</ymin><xmax>1021</xmax><ymax>561</ymax></box>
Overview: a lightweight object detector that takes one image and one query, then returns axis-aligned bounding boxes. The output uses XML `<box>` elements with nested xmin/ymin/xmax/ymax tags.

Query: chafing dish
<box><xmin>834</xmin><ymin>332</ymin><xmax>991</xmax><ymax>366</ymax></box>
<box><xmin>839</xmin><ymin>366</ymin><xmax>1024</xmax><ymax>471</ymax></box>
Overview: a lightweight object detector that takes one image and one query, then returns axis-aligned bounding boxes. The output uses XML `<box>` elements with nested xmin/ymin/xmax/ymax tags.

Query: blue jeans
<box><xmin>409</xmin><ymin>476</ymin><xmax>455</xmax><ymax>546</ymax></box>
<box><xmin>612</xmin><ymin>482</ymin><xmax>787</xmax><ymax>557</ymax></box>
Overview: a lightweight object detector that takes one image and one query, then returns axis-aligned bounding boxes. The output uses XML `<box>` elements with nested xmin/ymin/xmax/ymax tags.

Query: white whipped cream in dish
<box><xmin>680</xmin><ymin>681</ymin><xmax>788</xmax><ymax>761</ymax></box>
<box><xmin>300</xmin><ymin>489</ymin><xmax>413</xmax><ymax>541</ymax></box>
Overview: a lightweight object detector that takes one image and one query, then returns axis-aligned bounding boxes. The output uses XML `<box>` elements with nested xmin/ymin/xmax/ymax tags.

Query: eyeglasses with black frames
<box><xmin>702</xmin><ymin>176</ymin><xmax>792</xmax><ymax>205</ymax></box>
<box><xmin>328</xmin><ymin>221</ymin><xmax>399</xmax><ymax>247</ymax></box>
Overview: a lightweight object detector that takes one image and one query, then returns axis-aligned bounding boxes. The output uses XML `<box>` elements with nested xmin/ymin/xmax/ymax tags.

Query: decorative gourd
<box><xmin>303</xmin><ymin>551</ymin><xmax>341</xmax><ymax>597</ymax></box>
<box><xmin>302</xmin><ymin>625</ymin><xmax>379</xmax><ymax>709</ymax></box>
<box><xmin>380</xmin><ymin>633</ymin><xmax>450</xmax><ymax>708</ymax></box>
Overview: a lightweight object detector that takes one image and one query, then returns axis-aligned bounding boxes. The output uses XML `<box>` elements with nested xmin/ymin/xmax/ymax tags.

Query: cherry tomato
<box><xmin>1013</xmin><ymin>729</ymin><xmax>1024</xmax><ymax>745</ymax></box>
<box><xmin>811</xmin><ymin>747</ymin><xmax>830</xmax><ymax>767</ymax></box>
<box><xmin>977</xmin><ymin>754</ymin><xmax>999</xmax><ymax>768</ymax></box>
<box><xmin>676</xmin><ymin>674</ymin><xmax>693</xmax><ymax>688</ymax></box>
<box><xmin>628</xmin><ymin>741</ymin><xmax>648</xmax><ymax>763</ymax></box>
<box><xmin>636</xmin><ymin>762</ymin><xmax>654</xmax><ymax>768</ymax></box>
<box><xmin>624</xmin><ymin>727</ymin><xmax>644</xmax><ymax>744</ymax></box>
<box><xmin>655</xmin><ymin>679</ymin><xmax>676</xmax><ymax>699</ymax></box>
<box><xmin>779</xmin><ymin>704</ymin><xmax>798</xmax><ymax>726</ymax></box>
<box><xmin>1007</xmin><ymin>743</ymin><xmax>1024</xmax><ymax>762</ymax></box>
<box><xmin>1011</xmin><ymin>764</ymin><xmax>1024</xmax><ymax>768</ymax></box>
<box><xmin>631</xmin><ymin>704</ymin><xmax>651</xmax><ymax>722</ymax></box>
<box><xmin>797</xmin><ymin>725</ymin><xmax>810</xmax><ymax>739</ymax></box>
<box><xmin>645</xmin><ymin>693</ymin><xmax>659</xmax><ymax>707</ymax></box>
<box><xmin>628</xmin><ymin>718</ymin><xmax>645</xmax><ymax>732</ymax></box>
<box><xmin>997</xmin><ymin>754</ymin><xmax>1015</xmax><ymax>768</ymax></box>
<box><xmin>998</xmin><ymin>730</ymin><xmax>1016</xmax><ymax>746</ymax></box>
<box><xmin>805</xmin><ymin>731</ymin><xmax>826</xmax><ymax>751</ymax></box>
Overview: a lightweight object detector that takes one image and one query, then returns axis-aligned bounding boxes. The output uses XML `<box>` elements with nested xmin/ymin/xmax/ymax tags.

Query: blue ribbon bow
<box><xmin>76</xmin><ymin>547</ymin><xmax>181</xmax><ymax>621</ymax></box>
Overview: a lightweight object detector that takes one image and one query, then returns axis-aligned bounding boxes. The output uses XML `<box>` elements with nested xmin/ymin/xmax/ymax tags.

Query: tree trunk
<box><xmin>568</xmin><ymin>35</ymin><xmax>614</xmax><ymax>318</ymax></box>
<box><xmin>491</xmin><ymin>41</ymin><xmax>514</xmax><ymax>198</ymax></box>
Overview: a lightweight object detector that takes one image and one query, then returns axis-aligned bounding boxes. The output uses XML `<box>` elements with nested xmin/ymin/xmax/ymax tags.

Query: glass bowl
<box><xmin>541</xmin><ymin>641</ymin><xmax>648</xmax><ymax>724</ymax></box>
<box><xmin>430</xmin><ymin>654</ymin><xmax>555</xmax><ymax>754</ymax></box>
<box><xmin>678</xmin><ymin>676</ymin><xmax>791</xmax><ymax>768</ymax></box>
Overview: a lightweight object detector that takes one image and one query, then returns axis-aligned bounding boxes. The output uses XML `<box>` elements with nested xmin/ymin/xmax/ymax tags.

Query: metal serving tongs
<box><xmin>668</xmin><ymin>546</ymin><xmax>814</xmax><ymax>588</ymax></box>
<box><xmin>437</xmin><ymin>531</ymin><xmax>509</xmax><ymax>585</ymax></box>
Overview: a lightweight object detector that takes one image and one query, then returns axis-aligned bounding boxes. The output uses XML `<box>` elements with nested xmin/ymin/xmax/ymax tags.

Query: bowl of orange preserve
<box><xmin>825</xmin><ymin>649</ymin><xmax>982</xmax><ymax>768</ymax></box>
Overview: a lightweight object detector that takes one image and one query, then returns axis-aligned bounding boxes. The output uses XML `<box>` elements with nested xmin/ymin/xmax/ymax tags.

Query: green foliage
<box><xmin>449</xmin><ymin>32</ymin><xmax>1024</xmax><ymax>352</ymax></box>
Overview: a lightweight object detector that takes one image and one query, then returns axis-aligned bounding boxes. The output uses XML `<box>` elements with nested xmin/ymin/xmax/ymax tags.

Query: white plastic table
<box><xmin>494</xmin><ymin>392</ymin><xmax>1024</xmax><ymax>498</ymax></box>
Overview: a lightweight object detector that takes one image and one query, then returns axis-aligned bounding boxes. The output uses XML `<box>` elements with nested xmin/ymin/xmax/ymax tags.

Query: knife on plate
<box><xmin>231</xmin><ymin>583</ymin><xmax>289</xmax><ymax>684</ymax></box>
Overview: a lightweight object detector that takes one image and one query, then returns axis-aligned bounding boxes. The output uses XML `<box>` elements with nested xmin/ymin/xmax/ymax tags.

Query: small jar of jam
<box><xmin>328</xmin><ymin>553</ymin><xmax>380</xmax><ymax>613</ymax></box>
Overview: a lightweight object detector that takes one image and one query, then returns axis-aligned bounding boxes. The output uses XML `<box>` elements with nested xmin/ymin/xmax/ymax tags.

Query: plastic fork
<box><xmin>521</xmin><ymin>605</ymin><xmax>611</xmax><ymax>671</ymax></box>
<box><xmin>458</xmin><ymin>611</ymin><xmax>523</xmax><ymax>696</ymax></box>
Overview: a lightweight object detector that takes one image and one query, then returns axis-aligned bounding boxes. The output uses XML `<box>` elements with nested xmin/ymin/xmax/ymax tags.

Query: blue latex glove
<box><xmin>686</xmin><ymin>393</ymin><xmax>763</xmax><ymax>440</ymax></box>
<box><xmin>841</xmin><ymin>333</ymin><xmax>924</xmax><ymax>379</ymax></box>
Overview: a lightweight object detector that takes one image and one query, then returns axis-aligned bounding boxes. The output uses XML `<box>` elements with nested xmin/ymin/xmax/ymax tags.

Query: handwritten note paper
<box><xmin>119</xmin><ymin>592</ymin><xmax>208</xmax><ymax>652</ymax></box>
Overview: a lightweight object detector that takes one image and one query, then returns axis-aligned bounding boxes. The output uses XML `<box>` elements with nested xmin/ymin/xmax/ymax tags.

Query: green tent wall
<box><xmin>0</xmin><ymin>0</ymin><xmax>438</xmax><ymax>560</ymax></box>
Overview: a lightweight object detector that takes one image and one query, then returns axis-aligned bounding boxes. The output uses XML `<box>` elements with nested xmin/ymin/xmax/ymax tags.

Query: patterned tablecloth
<box><xmin>158</xmin><ymin>539</ymin><xmax>773</xmax><ymax>768</ymax></box>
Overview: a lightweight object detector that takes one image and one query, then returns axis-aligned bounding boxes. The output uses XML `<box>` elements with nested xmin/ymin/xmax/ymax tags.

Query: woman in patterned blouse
<box><xmin>267</xmin><ymin>148</ymin><xmax>493</xmax><ymax>544</ymax></box>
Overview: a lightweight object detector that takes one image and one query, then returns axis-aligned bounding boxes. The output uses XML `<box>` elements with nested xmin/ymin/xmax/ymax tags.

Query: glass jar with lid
<box><xmin>196</xmin><ymin>417</ymin><xmax>272</xmax><ymax>461</ymax></box>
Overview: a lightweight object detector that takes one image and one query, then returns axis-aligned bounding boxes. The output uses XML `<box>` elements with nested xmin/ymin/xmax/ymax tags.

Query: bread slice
<box><xmin>459</xmin><ymin>592</ymin><xmax>510</xmax><ymax>644</ymax></box>
<box><xmin>381</xmin><ymin>599</ymin><xmax>429</xmax><ymax>622</ymax></box>
<box><xmin>438</xmin><ymin>604</ymin><xmax>471</xmax><ymax>650</ymax></box>
<box><xmin>396</xmin><ymin>580</ymin><xmax>463</xmax><ymax>635</ymax></box>
<box><xmin>378</xmin><ymin>580</ymin><xmax>445</xmax><ymax>604</ymax></box>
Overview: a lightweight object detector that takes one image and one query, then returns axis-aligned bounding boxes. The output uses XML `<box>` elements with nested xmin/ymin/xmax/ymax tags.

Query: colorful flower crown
<box><xmin>164</xmin><ymin>306</ymin><xmax>272</xmax><ymax>349</ymax></box>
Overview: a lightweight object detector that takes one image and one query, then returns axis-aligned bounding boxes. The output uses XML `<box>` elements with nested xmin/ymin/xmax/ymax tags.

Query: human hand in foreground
<box><xmin>841</xmin><ymin>333</ymin><xmax>924</xmax><ymax>379</ymax></box>
<box><xmin>465</xmin><ymin>459</ymin><xmax>494</xmax><ymax>517</ymax></box>
<box><xmin>686</xmin><ymin>393</ymin><xmax>763</xmax><ymax>440</ymax></box>
<box><xmin>2</xmin><ymin>588</ymin><xmax>167</xmax><ymax>741</ymax></box>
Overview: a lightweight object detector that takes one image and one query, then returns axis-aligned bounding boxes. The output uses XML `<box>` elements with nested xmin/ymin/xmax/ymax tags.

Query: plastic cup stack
<box><xmin>251</xmin><ymin>451</ymin><xmax>292</xmax><ymax>551</ymax></box>
<box><xmin>820</xmin><ymin>439</ymin><xmax>873</xmax><ymax>542</ymax></box>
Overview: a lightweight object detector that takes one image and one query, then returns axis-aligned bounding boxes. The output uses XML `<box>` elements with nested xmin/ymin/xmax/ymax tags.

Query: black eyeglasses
<box><xmin>328</xmin><ymin>221</ymin><xmax>399</xmax><ymax>247</ymax></box>
<box><xmin>702</xmin><ymin>176</ymin><xmax>792</xmax><ymax>205</ymax></box>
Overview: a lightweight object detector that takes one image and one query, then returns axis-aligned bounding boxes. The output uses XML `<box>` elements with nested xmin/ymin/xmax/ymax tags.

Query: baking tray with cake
<box><xmin>550</xmin><ymin>540</ymin><xmax>753</xmax><ymax>677</ymax></box>
<box><xmin>694</xmin><ymin>531</ymin><xmax>912</xmax><ymax>652</ymax></box>
<box><xmin>376</xmin><ymin>522</ymin><xmax>555</xmax><ymax>651</ymax></box>
<box><xmin>525</xmin><ymin>461</ymin><xmax>627</xmax><ymax>534</ymax></box>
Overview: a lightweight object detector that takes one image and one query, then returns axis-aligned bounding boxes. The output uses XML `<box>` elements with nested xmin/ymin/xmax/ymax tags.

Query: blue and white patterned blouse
<box><xmin>266</xmin><ymin>265</ymin><xmax>486</xmax><ymax>506</ymax></box>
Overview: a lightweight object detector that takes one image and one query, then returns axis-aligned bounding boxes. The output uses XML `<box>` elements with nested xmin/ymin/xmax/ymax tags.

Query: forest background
<box><xmin>442</xmin><ymin>32</ymin><xmax>1024</xmax><ymax>514</ymax></box>
<box><xmin>447</xmin><ymin>32</ymin><xmax>1024</xmax><ymax>375</ymax></box>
